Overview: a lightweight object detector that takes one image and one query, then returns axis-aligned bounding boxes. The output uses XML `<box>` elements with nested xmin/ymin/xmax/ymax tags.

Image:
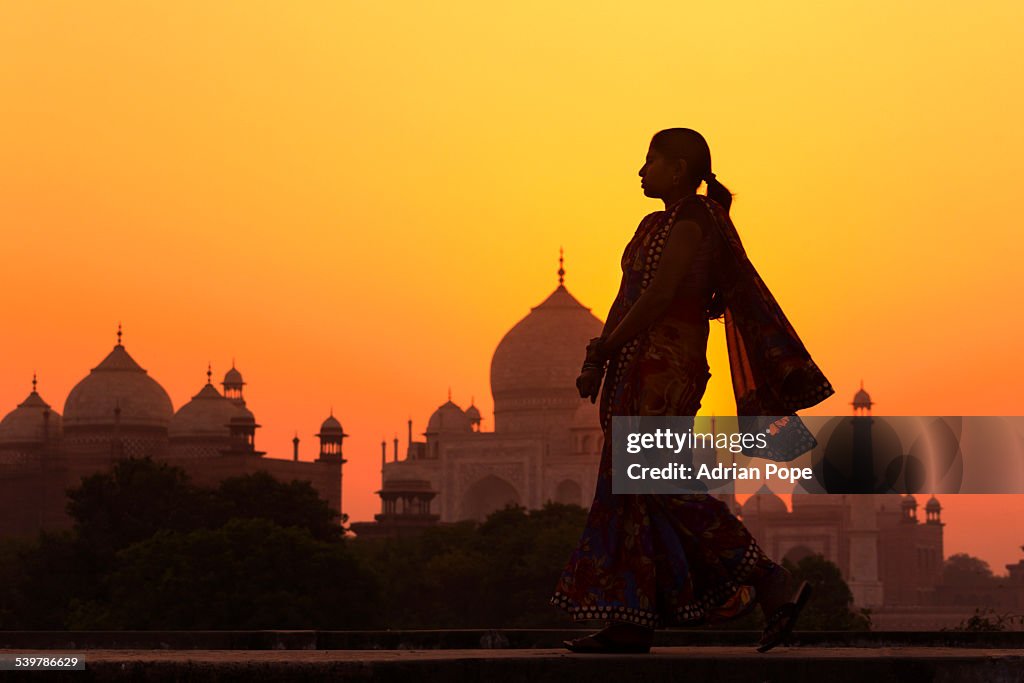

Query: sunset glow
<box><xmin>2</xmin><ymin>2</ymin><xmax>1023</xmax><ymax>570</ymax></box>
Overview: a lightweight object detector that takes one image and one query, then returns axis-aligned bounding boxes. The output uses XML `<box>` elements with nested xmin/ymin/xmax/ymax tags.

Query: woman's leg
<box><xmin>751</xmin><ymin>561</ymin><xmax>794</xmax><ymax>617</ymax></box>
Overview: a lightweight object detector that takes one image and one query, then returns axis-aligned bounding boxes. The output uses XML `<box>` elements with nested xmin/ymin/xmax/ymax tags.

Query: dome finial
<box><xmin>558</xmin><ymin>246</ymin><xmax>565</xmax><ymax>286</ymax></box>
<box><xmin>116</xmin><ymin>322</ymin><xmax>123</xmax><ymax>347</ymax></box>
<box><xmin>206</xmin><ymin>362</ymin><xmax>213</xmax><ymax>385</ymax></box>
<box><xmin>31</xmin><ymin>372</ymin><xmax>37</xmax><ymax>393</ymax></box>
<box><xmin>448</xmin><ymin>386</ymin><xmax>452</xmax><ymax>401</ymax></box>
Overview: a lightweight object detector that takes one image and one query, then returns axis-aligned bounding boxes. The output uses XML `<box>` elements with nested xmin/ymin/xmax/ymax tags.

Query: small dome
<box><xmin>63</xmin><ymin>344</ymin><xmax>173</xmax><ymax>430</ymax></box>
<box><xmin>223</xmin><ymin>366</ymin><xmax>244</xmax><ymax>388</ymax></box>
<box><xmin>925</xmin><ymin>495</ymin><xmax>941</xmax><ymax>511</ymax></box>
<box><xmin>852</xmin><ymin>381</ymin><xmax>873</xmax><ymax>409</ymax></box>
<box><xmin>0</xmin><ymin>388</ymin><xmax>62</xmax><ymax>446</ymax></box>
<box><xmin>319</xmin><ymin>413</ymin><xmax>345</xmax><ymax>435</ymax></box>
<box><xmin>741</xmin><ymin>486</ymin><xmax>788</xmax><ymax>517</ymax></box>
<box><xmin>465</xmin><ymin>403</ymin><xmax>482</xmax><ymax>424</ymax></box>
<box><xmin>426</xmin><ymin>400</ymin><xmax>471</xmax><ymax>434</ymax></box>
<box><xmin>901</xmin><ymin>494</ymin><xmax>918</xmax><ymax>508</ymax></box>
<box><xmin>169</xmin><ymin>382</ymin><xmax>244</xmax><ymax>440</ymax></box>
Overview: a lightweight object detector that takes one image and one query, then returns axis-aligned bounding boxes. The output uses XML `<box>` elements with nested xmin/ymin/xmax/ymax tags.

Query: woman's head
<box><xmin>641</xmin><ymin>128</ymin><xmax>733</xmax><ymax>214</ymax></box>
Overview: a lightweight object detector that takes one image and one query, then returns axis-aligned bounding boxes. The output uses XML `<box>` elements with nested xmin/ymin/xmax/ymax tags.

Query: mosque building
<box><xmin>351</xmin><ymin>253</ymin><xmax>604</xmax><ymax>536</ymax></box>
<box><xmin>0</xmin><ymin>327</ymin><xmax>347</xmax><ymax>538</ymax></box>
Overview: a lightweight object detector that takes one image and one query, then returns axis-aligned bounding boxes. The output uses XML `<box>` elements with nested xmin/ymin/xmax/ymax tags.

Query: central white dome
<box><xmin>490</xmin><ymin>285</ymin><xmax>603</xmax><ymax>401</ymax></box>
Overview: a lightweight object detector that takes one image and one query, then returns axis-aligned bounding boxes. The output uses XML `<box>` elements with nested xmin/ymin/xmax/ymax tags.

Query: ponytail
<box><xmin>704</xmin><ymin>173</ymin><xmax>733</xmax><ymax>321</ymax></box>
<box><xmin>706</xmin><ymin>174</ymin><xmax>734</xmax><ymax>215</ymax></box>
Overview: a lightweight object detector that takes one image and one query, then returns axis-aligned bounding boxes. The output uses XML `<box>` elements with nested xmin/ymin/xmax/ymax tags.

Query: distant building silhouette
<box><xmin>352</xmin><ymin>254</ymin><xmax>603</xmax><ymax>537</ymax></box>
<box><xmin>0</xmin><ymin>328</ymin><xmax>346</xmax><ymax>536</ymax></box>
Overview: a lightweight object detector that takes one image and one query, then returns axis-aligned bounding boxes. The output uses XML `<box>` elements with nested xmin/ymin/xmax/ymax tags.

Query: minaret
<box><xmin>316</xmin><ymin>410</ymin><xmax>348</xmax><ymax>462</ymax></box>
<box><xmin>222</xmin><ymin>361</ymin><xmax>246</xmax><ymax>406</ymax></box>
<box><xmin>316</xmin><ymin>410</ymin><xmax>348</xmax><ymax>525</ymax></box>
<box><xmin>292</xmin><ymin>432</ymin><xmax>300</xmax><ymax>461</ymax></box>
<box><xmin>465</xmin><ymin>397</ymin><xmax>482</xmax><ymax>433</ymax></box>
<box><xmin>847</xmin><ymin>382</ymin><xmax>884</xmax><ymax>608</ymax></box>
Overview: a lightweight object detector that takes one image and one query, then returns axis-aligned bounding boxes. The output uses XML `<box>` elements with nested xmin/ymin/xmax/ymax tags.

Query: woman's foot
<box><xmin>757</xmin><ymin>580</ymin><xmax>812</xmax><ymax>652</ymax></box>
<box><xmin>563</xmin><ymin>621</ymin><xmax>654</xmax><ymax>654</ymax></box>
<box><xmin>753</xmin><ymin>565</ymin><xmax>813</xmax><ymax>652</ymax></box>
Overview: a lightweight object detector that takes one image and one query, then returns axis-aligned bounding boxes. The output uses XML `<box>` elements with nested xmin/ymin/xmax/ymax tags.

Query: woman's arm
<box><xmin>595</xmin><ymin>218</ymin><xmax>705</xmax><ymax>360</ymax></box>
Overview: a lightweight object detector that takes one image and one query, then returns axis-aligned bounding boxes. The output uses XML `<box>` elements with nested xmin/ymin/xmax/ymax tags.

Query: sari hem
<box><xmin>550</xmin><ymin>539</ymin><xmax>770</xmax><ymax>629</ymax></box>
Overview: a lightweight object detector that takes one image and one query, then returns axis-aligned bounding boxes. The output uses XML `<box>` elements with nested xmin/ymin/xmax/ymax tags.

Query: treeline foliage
<box><xmin>1</xmin><ymin>458</ymin><xmax>869</xmax><ymax>631</ymax></box>
<box><xmin>1</xmin><ymin>458</ymin><xmax>370</xmax><ymax>629</ymax></box>
<box><xmin>709</xmin><ymin>553</ymin><xmax>872</xmax><ymax>632</ymax></box>
<box><xmin>942</xmin><ymin>553</ymin><xmax>998</xmax><ymax>587</ymax></box>
<box><xmin>355</xmin><ymin>503</ymin><xmax>590</xmax><ymax>628</ymax></box>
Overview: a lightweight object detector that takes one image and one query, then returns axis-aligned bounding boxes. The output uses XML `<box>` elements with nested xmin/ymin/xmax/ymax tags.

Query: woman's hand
<box><xmin>576</xmin><ymin>368</ymin><xmax>603</xmax><ymax>404</ymax></box>
<box><xmin>586</xmin><ymin>336</ymin><xmax>607</xmax><ymax>365</ymax></box>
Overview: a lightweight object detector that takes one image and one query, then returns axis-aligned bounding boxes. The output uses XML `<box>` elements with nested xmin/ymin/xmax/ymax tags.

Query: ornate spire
<box><xmin>558</xmin><ymin>246</ymin><xmax>565</xmax><ymax>286</ymax></box>
<box><xmin>206</xmin><ymin>362</ymin><xmax>213</xmax><ymax>385</ymax></box>
<box><xmin>448</xmin><ymin>386</ymin><xmax>452</xmax><ymax>401</ymax></box>
<box><xmin>31</xmin><ymin>372</ymin><xmax>37</xmax><ymax>394</ymax></box>
<box><xmin>116</xmin><ymin>322</ymin><xmax>123</xmax><ymax>347</ymax></box>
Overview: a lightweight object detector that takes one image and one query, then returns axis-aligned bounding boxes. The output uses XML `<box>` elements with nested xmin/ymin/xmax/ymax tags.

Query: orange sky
<box><xmin>2</xmin><ymin>3</ymin><xmax>1023</xmax><ymax>571</ymax></box>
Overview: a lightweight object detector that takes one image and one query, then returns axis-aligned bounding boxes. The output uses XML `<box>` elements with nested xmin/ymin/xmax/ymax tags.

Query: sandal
<box><xmin>756</xmin><ymin>580</ymin><xmax>812</xmax><ymax>653</ymax></box>
<box><xmin>563</xmin><ymin>627</ymin><xmax>652</xmax><ymax>654</ymax></box>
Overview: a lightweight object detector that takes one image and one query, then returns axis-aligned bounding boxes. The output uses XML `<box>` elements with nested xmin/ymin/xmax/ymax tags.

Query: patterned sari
<box><xmin>549</xmin><ymin>194</ymin><xmax>834</xmax><ymax>627</ymax></box>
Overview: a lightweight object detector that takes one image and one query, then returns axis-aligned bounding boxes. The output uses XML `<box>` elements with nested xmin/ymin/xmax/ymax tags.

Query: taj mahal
<box><xmin>352</xmin><ymin>259</ymin><xmax>604</xmax><ymax>535</ymax></box>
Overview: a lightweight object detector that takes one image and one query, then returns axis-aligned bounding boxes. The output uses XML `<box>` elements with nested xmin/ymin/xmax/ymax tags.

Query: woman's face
<box><xmin>638</xmin><ymin>145</ymin><xmax>685</xmax><ymax>198</ymax></box>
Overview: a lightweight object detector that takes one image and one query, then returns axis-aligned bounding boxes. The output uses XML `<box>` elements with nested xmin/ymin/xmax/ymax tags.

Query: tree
<box><xmin>67</xmin><ymin>457</ymin><xmax>212</xmax><ymax>558</ymax></box>
<box><xmin>0</xmin><ymin>532</ymin><xmax>97</xmax><ymax>629</ymax></box>
<box><xmin>783</xmin><ymin>554</ymin><xmax>871</xmax><ymax>631</ymax></box>
<box><xmin>352</xmin><ymin>502</ymin><xmax>589</xmax><ymax>628</ymax></box>
<box><xmin>212</xmin><ymin>471</ymin><xmax>345</xmax><ymax>542</ymax></box>
<box><xmin>943</xmin><ymin>553</ymin><xmax>997</xmax><ymax>586</ymax></box>
<box><xmin>0</xmin><ymin>457</ymin><xmax>354</xmax><ymax>628</ymax></box>
<box><xmin>68</xmin><ymin>518</ymin><xmax>379</xmax><ymax>629</ymax></box>
<box><xmin>713</xmin><ymin>553</ymin><xmax>870</xmax><ymax>632</ymax></box>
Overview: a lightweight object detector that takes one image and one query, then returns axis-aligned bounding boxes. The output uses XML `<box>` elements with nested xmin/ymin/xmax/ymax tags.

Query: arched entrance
<box><xmin>461</xmin><ymin>475</ymin><xmax>520</xmax><ymax>521</ymax></box>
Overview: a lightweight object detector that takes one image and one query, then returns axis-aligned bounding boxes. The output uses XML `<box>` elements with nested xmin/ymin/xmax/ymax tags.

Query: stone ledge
<box><xmin>2</xmin><ymin>647</ymin><xmax>1022</xmax><ymax>683</ymax></box>
<box><xmin>3</xmin><ymin>629</ymin><xmax>1024</xmax><ymax>650</ymax></box>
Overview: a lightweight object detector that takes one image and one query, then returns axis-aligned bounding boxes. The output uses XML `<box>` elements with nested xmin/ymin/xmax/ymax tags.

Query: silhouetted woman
<box><xmin>551</xmin><ymin>128</ymin><xmax>834</xmax><ymax>653</ymax></box>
